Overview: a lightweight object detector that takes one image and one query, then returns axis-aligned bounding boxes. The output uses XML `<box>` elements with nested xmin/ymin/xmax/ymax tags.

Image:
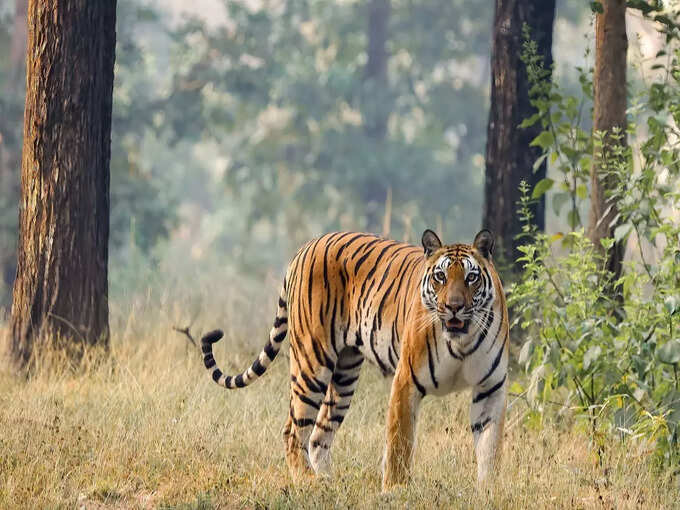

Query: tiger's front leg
<box><xmin>470</xmin><ymin>373</ymin><xmax>507</xmax><ymax>483</ymax></box>
<box><xmin>382</xmin><ymin>357</ymin><xmax>424</xmax><ymax>490</ymax></box>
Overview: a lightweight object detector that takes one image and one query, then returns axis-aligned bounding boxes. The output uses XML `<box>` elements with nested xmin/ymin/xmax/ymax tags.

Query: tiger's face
<box><xmin>419</xmin><ymin>229</ymin><xmax>496</xmax><ymax>336</ymax></box>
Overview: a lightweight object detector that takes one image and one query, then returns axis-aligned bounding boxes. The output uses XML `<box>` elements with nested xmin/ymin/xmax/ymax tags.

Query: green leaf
<box><xmin>657</xmin><ymin>340</ymin><xmax>680</xmax><ymax>365</ymax></box>
<box><xmin>664</xmin><ymin>296</ymin><xmax>677</xmax><ymax>315</ymax></box>
<box><xmin>532</xmin><ymin>178</ymin><xmax>554</xmax><ymax>199</ymax></box>
<box><xmin>567</xmin><ymin>209</ymin><xmax>581</xmax><ymax>229</ymax></box>
<box><xmin>583</xmin><ymin>345</ymin><xmax>602</xmax><ymax>371</ymax></box>
<box><xmin>600</xmin><ymin>238</ymin><xmax>615</xmax><ymax>251</ymax></box>
<box><xmin>530</xmin><ymin>131</ymin><xmax>554</xmax><ymax>150</ymax></box>
<box><xmin>576</xmin><ymin>184</ymin><xmax>588</xmax><ymax>199</ymax></box>
<box><xmin>590</xmin><ymin>1</ymin><xmax>603</xmax><ymax>13</ymax></box>
<box><xmin>552</xmin><ymin>192</ymin><xmax>569</xmax><ymax>215</ymax></box>
<box><xmin>532</xmin><ymin>153</ymin><xmax>548</xmax><ymax>172</ymax></box>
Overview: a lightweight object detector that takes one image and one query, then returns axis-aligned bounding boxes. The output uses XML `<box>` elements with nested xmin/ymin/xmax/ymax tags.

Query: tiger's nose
<box><xmin>446</xmin><ymin>297</ymin><xmax>465</xmax><ymax>314</ymax></box>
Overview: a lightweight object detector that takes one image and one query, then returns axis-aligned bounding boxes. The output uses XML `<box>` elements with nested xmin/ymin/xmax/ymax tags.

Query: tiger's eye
<box><xmin>434</xmin><ymin>269</ymin><xmax>446</xmax><ymax>284</ymax></box>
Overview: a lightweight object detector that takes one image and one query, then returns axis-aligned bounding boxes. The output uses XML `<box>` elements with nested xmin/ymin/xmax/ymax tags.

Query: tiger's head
<box><xmin>419</xmin><ymin>229</ymin><xmax>497</xmax><ymax>337</ymax></box>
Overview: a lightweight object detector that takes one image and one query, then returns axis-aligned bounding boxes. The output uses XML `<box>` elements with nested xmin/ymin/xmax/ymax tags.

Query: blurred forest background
<box><xmin>0</xmin><ymin>0</ymin><xmax>595</xmax><ymax>310</ymax></box>
<box><xmin>1</xmin><ymin>2</ymin><xmax>680</xmax><ymax>506</ymax></box>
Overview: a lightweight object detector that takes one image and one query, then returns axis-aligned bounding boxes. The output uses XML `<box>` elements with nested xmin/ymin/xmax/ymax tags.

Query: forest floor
<box><xmin>0</xmin><ymin>288</ymin><xmax>678</xmax><ymax>509</ymax></box>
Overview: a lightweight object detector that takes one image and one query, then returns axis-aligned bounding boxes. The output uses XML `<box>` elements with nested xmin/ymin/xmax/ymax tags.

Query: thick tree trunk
<box><xmin>10</xmin><ymin>0</ymin><xmax>116</xmax><ymax>367</ymax></box>
<box><xmin>587</xmin><ymin>0</ymin><xmax>627</xmax><ymax>280</ymax></box>
<box><xmin>483</xmin><ymin>0</ymin><xmax>555</xmax><ymax>269</ymax></box>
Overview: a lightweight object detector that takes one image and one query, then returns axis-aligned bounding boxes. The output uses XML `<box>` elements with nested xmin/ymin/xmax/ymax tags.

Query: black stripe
<box><xmin>390</xmin><ymin>322</ymin><xmax>400</xmax><ymax>366</ymax></box>
<box><xmin>409</xmin><ymin>359</ymin><xmax>427</xmax><ymax>396</ymax></box>
<box><xmin>273</xmin><ymin>331</ymin><xmax>286</xmax><ymax>343</ymax></box>
<box><xmin>293</xmin><ymin>389</ymin><xmax>321</xmax><ymax>410</ymax></box>
<box><xmin>472</xmin><ymin>374</ymin><xmax>506</xmax><ymax>403</ymax></box>
<box><xmin>201</xmin><ymin>344</ymin><xmax>212</xmax><ymax>354</ymax></box>
<box><xmin>336</xmin><ymin>233</ymin><xmax>368</xmax><ymax>260</ymax></box>
<box><xmin>302</xmin><ymin>372</ymin><xmax>328</xmax><ymax>394</ymax></box>
<box><xmin>328</xmin><ymin>231</ymin><xmax>354</xmax><ymax>248</ymax></box>
<box><xmin>323</xmin><ymin>238</ymin><xmax>331</xmax><ymax>290</ymax></box>
<box><xmin>337</xmin><ymin>357</ymin><xmax>363</xmax><ymax>371</ymax></box>
<box><xmin>252</xmin><ymin>359</ymin><xmax>266</xmax><ymax>376</ymax></box>
<box><xmin>352</xmin><ymin>237</ymin><xmax>381</xmax><ymax>261</ymax></box>
<box><xmin>212</xmin><ymin>369</ymin><xmax>223</xmax><ymax>382</ymax></box>
<box><xmin>204</xmin><ymin>355</ymin><xmax>216</xmax><ymax>369</ymax></box>
<box><xmin>329</xmin><ymin>297</ymin><xmax>338</xmax><ymax>355</ymax></box>
<box><xmin>446</xmin><ymin>340</ymin><xmax>463</xmax><ymax>360</ymax></box>
<box><xmin>333</xmin><ymin>373</ymin><xmax>359</xmax><ymax>387</ymax></box>
<box><xmin>273</xmin><ymin>316</ymin><xmax>287</xmax><ymax>328</ymax></box>
<box><xmin>370</xmin><ymin>316</ymin><xmax>390</xmax><ymax>375</ymax></box>
<box><xmin>314</xmin><ymin>422</ymin><xmax>334</xmax><ymax>433</ymax></box>
<box><xmin>308</xmin><ymin>252</ymin><xmax>316</xmax><ymax>317</ymax></box>
<box><xmin>329</xmin><ymin>415</ymin><xmax>345</xmax><ymax>424</ymax></box>
<box><xmin>234</xmin><ymin>374</ymin><xmax>246</xmax><ymax>388</ymax></box>
<box><xmin>471</xmin><ymin>417</ymin><xmax>491</xmax><ymax>434</ymax></box>
<box><xmin>264</xmin><ymin>342</ymin><xmax>277</xmax><ymax>360</ymax></box>
<box><xmin>463</xmin><ymin>309</ymin><xmax>494</xmax><ymax>356</ymax></box>
<box><xmin>338</xmin><ymin>389</ymin><xmax>355</xmax><ymax>398</ymax></box>
<box><xmin>426</xmin><ymin>334</ymin><xmax>438</xmax><ymax>389</ymax></box>
<box><xmin>278</xmin><ymin>296</ymin><xmax>286</xmax><ymax>308</ymax></box>
<box><xmin>335</xmin><ymin>404</ymin><xmax>351</xmax><ymax>410</ymax></box>
<box><xmin>478</xmin><ymin>337</ymin><xmax>506</xmax><ymax>385</ymax></box>
<box><xmin>291</xmin><ymin>416</ymin><xmax>316</xmax><ymax>428</ymax></box>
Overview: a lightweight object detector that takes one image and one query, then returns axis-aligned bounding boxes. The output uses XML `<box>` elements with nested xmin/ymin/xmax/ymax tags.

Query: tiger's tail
<box><xmin>201</xmin><ymin>282</ymin><xmax>288</xmax><ymax>389</ymax></box>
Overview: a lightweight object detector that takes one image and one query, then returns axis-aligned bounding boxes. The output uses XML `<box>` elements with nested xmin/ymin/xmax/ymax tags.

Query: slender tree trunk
<box><xmin>364</xmin><ymin>0</ymin><xmax>390</xmax><ymax>141</ymax></box>
<box><xmin>10</xmin><ymin>0</ymin><xmax>116</xmax><ymax>367</ymax></box>
<box><xmin>483</xmin><ymin>0</ymin><xmax>555</xmax><ymax>269</ymax></box>
<box><xmin>0</xmin><ymin>0</ymin><xmax>29</xmax><ymax>306</ymax></box>
<box><xmin>361</xmin><ymin>0</ymin><xmax>391</xmax><ymax>216</ymax></box>
<box><xmin>587</xmin><ymin>0</ymin><xmax>627</xmax><ymax>280</ymax></box>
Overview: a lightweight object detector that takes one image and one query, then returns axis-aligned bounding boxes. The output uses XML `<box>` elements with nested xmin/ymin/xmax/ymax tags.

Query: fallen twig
<box><xmin>173</xmin><ymin>325</ymin><xmax>198</xmax><ymax>348</ymax></box>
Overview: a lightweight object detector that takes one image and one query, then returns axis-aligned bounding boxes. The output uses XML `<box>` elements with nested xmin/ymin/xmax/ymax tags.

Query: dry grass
<box><xmin>0</xmin><ymin>285</ymin><xmax>678</xmax><ymax>509</ymax></box>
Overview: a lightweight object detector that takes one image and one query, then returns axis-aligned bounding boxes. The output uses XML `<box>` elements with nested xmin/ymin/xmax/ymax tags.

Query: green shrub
<box><xmin>512</xmin><ymin>26</ymin><xmax>680</xmax><ymax>466</ymax></box>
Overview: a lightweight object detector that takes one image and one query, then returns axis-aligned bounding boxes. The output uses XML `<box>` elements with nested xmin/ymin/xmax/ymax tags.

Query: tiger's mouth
<box><xmin>443</xmin><ymin>318</ymin><xmax>468</xmax><ymax>334</ymax></box>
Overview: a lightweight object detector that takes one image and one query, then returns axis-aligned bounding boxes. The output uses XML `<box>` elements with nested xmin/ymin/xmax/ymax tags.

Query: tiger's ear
<box><xmin>473</xmin><ymin>229</ymin><xmax>494</xmax><ymax>259</ymax></box>
<box><xmin>421</xmin><ymin>229</ymin><xmax>442</xmax><ymax>257</ymax></box>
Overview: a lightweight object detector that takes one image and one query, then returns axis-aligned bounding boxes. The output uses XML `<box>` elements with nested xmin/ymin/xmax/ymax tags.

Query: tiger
<box><xmin>201</xmin><ymin>229</ymin><xmax>509</xmax><ymax>489</ymax></box>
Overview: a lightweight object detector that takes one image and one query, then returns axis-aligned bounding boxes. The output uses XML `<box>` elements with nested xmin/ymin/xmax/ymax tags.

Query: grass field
<box><xmin>0</xmin><ymin>282</ymin><xmax>678</xmax><ymax>509</ymax></box>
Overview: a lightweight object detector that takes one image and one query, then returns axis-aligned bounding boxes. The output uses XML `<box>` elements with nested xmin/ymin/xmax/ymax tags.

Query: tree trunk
<box><xmin>10</xmin><ymin>0</ymin><xmax>116</xmax><ymax>367</ymax></box>
<box><xmin>0</xmin><ymin>0</ymin><xmax>29</xmax><ymax>307</ymax></box>
<box><xmin>361</xmin><ymin>0</ymin><xmax>391</xmax><ymax>217</ymax></box>
<box><xmin>587</xmin><ymin>0</ymin><xmax>627</xmax><ymax>280</ymax></box>
<box><xmin>363</xmin><ymin>0</ymin><xmax>390</xmax><ymax>141</ymax></box>
<box><xmin>483</xmin><ymin>0</ymin><xmax>556</xmax><ymax>269</ymax></box>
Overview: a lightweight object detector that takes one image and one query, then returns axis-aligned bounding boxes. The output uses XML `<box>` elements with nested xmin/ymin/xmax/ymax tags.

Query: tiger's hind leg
<box><xmin>309</xmin><ymin>347</ymin><xmax>364</xmax><ymax>475</ymax></box>
<box><xmin>283</xmin><ymin>334</ymin><xmax>336</xmax><ymax>478</ymax></box>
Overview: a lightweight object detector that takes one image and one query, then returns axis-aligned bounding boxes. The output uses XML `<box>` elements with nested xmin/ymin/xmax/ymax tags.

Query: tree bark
<box><xmin>10</xmin><ymin>0</ymin><xmax>116</xmax><ymax>367</ymax></box>
<box><xmin>587</xmin><ymin>0</ymin><xmax>627</xmax><ymax>280</ymax></box>
<box><xmin>483</xmin><ymin>0</ymin><xmax>556</xmax><ymax>269</ymax></box>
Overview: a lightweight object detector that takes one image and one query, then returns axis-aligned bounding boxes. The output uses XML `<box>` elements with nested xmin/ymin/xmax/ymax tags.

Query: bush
<box><xmin>511</xmin><ymin>26</ymin><xmax>680</xmax><ymax>466</ymax></box>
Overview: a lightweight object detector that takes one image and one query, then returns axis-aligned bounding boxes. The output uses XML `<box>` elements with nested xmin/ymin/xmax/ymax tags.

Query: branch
<box><xmin>173</xmin><ymin>325</ymin><xmax>198</xmax><ymax>348</ymax></box>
